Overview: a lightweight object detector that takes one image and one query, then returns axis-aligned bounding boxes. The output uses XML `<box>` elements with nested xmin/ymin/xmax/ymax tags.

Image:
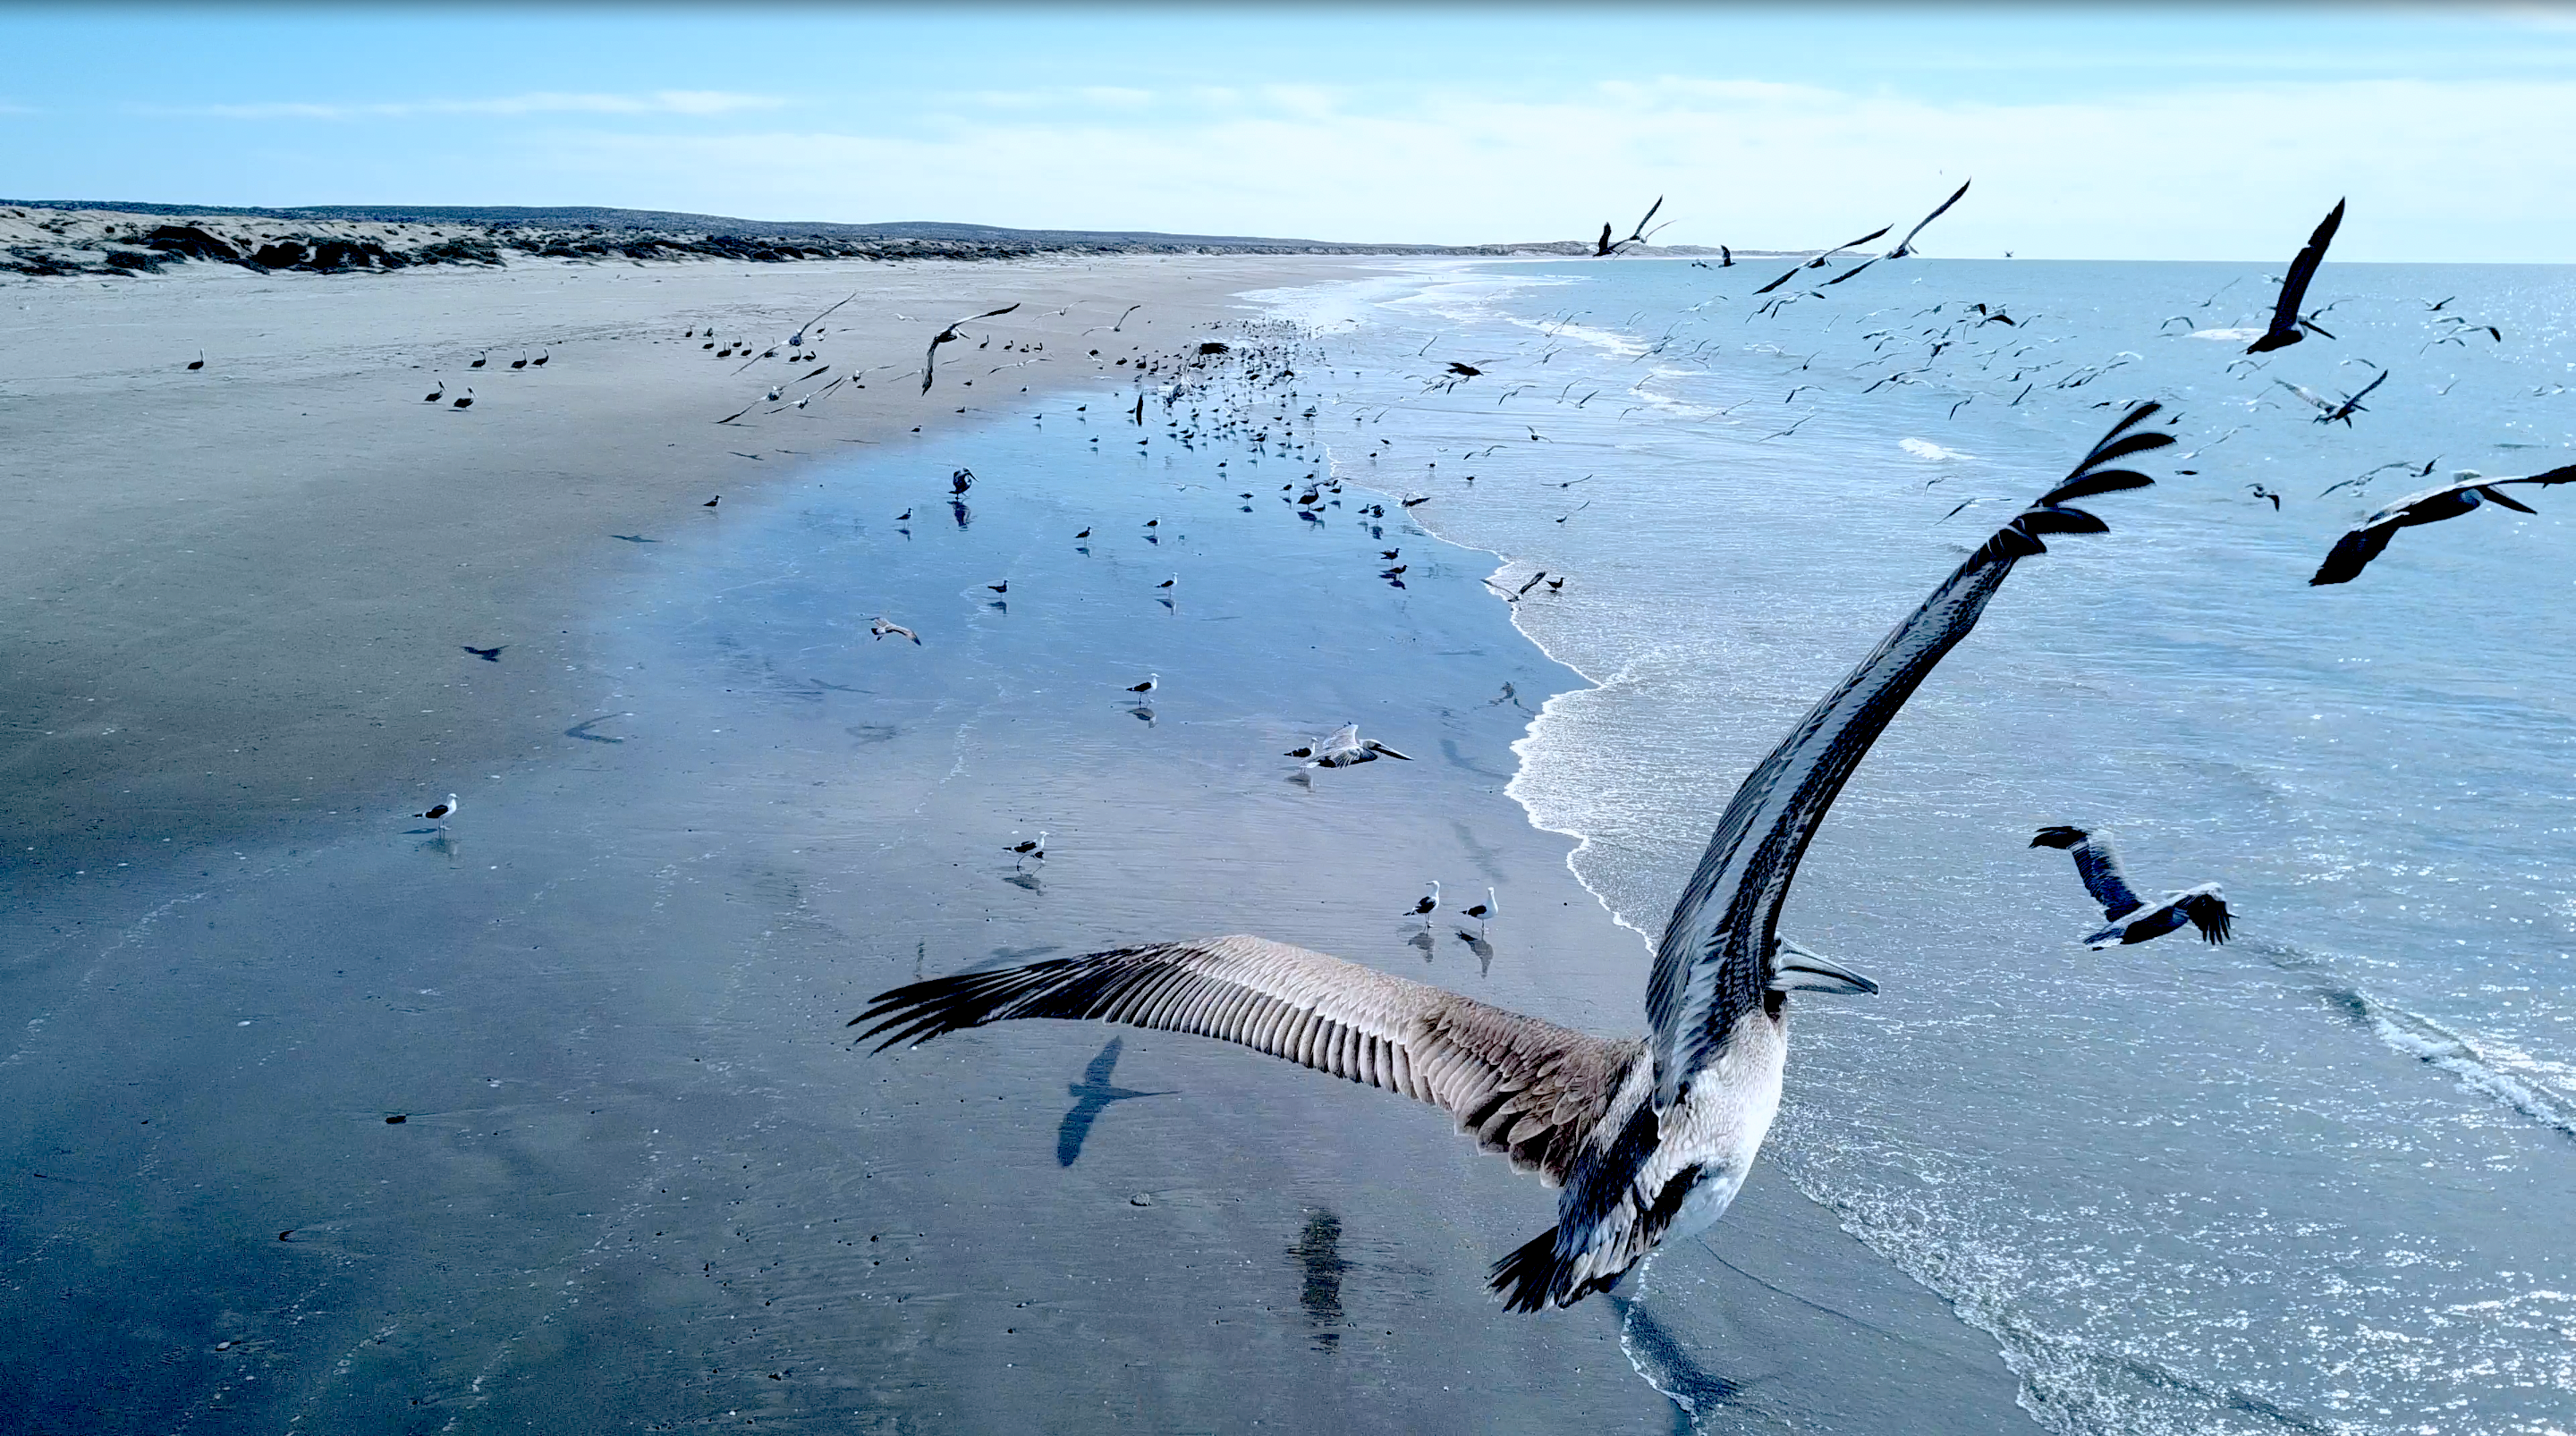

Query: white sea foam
<box><xmin>2190</xmin><ymin>326</ymin><xmax>2266</xmax><ymax>341</ymax></box>
<box><xmin>1900</xmin><ymin>436</ymin><xmax>1977</xmax><ymax>461</ymax></box>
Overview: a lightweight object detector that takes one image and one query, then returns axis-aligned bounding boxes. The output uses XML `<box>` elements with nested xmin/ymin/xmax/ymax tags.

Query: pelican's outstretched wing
<box><xmin>2309</xmin><ymin>465</ymin><xmax>2576</xmax><ymax>586</ymax></box>
<box><xmin>2250</xmin><ymin>199</ymin><xmax>2344</xmax><ymax>353</ymax></box>
<box><xmin>1641</xmin><ymin>404</ymin><xmax>2170</xmax><ymax>1107</ymax></box>
<box><xmin>2034</xmin><ymin>825</ymin><xmax>2146</xmax><ymax>918</ymax></box>
<box><xmin>857</xmin><ymin>934</ymin><xmax>1641</xmax><ymax>1186</ymax></box>
<box><xmin>2177</xmin><ymin>889</ymin><xmax>2233</xmax><ymax>944</ymax></box>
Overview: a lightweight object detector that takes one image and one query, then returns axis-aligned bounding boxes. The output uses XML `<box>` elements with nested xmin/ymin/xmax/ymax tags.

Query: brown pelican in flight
<box><xmin>854</xmin><ymin>404</ymin><xmax>2172</xmax><ymax>1310</ymax></box>
<box><xmin>2275</xmin><ymin>367</ymin><xmax>2386</xmax><ymax>427</ymax></box>
<box><xmin>1823</xmin><ymin>180</ymin><xmax>1972</xmax><ymax>287</ymax></box>
<box><xmin>2029</xmin><ymin>826</ymin><xmax>2231</xmax><ymax>948</ymax></box>
<box><xmin>1285</xmin><ymin>724</ymin><xmax>1411</xmax><ymax>768</ymax></box>
<box><xmin>922</xmin><ymin>303</ymin><xmax>1021</xmax><ymax>393</ymax></box>
<box><xmin>2248</xmin><ymin>199</ymin><xmax>2346</xmax><ymax>354</ymax></box>
<box><xmin>2309</xmin><ymin>465</ymin><xmax>2576</xmax><ymax>585</ymax></box>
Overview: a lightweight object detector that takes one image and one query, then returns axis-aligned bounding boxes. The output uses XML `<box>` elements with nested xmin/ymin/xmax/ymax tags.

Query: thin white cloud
<box><xmin>162</xmin><ymin>90</ymin><xmax>782</xmax><ymax>121</ymax></box>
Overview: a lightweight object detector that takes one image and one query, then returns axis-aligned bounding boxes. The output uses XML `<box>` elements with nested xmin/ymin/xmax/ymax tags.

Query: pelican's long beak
<box><xmin>1769</xmin><ymin>938</ymin><xmax>1879</xmax><ymax>995</ymax></box>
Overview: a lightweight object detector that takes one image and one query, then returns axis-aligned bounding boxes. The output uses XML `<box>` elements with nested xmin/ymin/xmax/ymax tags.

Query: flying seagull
<box><xmin>1284</xmin><ymin>723</ymin><xmax>1412</xmax><ymax>768</ymax></box>
<box><xmin>2309</xmin><ymin>464</ymin><xmax>2576</xmax><ymax>585</ymax></box>
<box><xmin>2029</xmin><ymin>826</ymin><xmax>2231</xmax><ymax>948</ymax></box>
<box><xmin>923</xmin><ymin>304</ymin><xmax>1021</xmax><ymax>393</ymax></box>
<box><xmin>2275</xmin><ymin>367</ymin><xmax>2386</xmax><ymax>426</ymax></box>
<box><xmin>1753</xmin><ymin>223</ymin><xmax>1896</xmax><ymax>295</ymax></box>
<box><xmin>1823</xmin><ymin>180</ymin><xmax>1972</xmax><ymax>287</ymax></box>
<box><xmin>2248</xmin><ymin>199</ymin><xmax>2346</xmax><ymax>354</ymax></box>
<box><xmin>852</xmin><ymin>403</ymin><xmax>2169</xmax><ymax>1311</ymax></box>
<box><xmin>870</xmin><ymin>616</ymin><xmax>921</xmax><ymax>644</ymax></box>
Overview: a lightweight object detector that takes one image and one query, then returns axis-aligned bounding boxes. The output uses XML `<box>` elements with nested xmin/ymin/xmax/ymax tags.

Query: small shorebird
<box><xmin>2309</xmin><ymin>465</ymin><xmax>2576</xmax><ymax>585</ymax></box>
<box><xmin>417</xmin><ymin>793</ymin><xmax>459</xmax><ymax>826</ymax></box>
<box><xmin>1285</xmin><ymin>724</ymin><xmax>1411</xmax><ymax>768</ymax></box>
<box><xmin>2030</xmin><ymin>826</ymin><xmax>2232</xmax><ymax>948</ymax></box>
<box><xmin>871</xmin><ymin>616</ymin><xmax>921</xmax><ymax>644</ymax></box>
<box><xmin>1408</xmin><ymin>881</ymin><xmax>1441</xmax><ymax>923</ymax></box>
<box><xmin>2249</xmin><ymin>199</ymin><xmax>2346</xmax><ymax>354</ymax></box>
<box><xmin>855</xmin><ymin>404</ymin><xmax>2171</xmax><ymax>1311</ymax></box>
<box><xmin>1125</xmin><ymin>673</ymin><xmax>1158</xmax><ymax>695</ymax></box>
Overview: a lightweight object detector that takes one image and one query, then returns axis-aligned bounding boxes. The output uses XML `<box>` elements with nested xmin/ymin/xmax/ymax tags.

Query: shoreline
<box><xmin>0</xmin><ymin>251</ymin><xmax>1402</xmax><ymax>873</ymax></box>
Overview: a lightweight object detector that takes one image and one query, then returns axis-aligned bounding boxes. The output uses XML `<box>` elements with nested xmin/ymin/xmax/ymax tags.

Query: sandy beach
<box><xmin>1</xmin><ymin>253</ymin><xmax>1362</xmax><ymax>867</ymax></box>
<box><xmin>2</xmin><ymin>252</ymin><xmax>2036</xmax><ymax>1432</ymax></box>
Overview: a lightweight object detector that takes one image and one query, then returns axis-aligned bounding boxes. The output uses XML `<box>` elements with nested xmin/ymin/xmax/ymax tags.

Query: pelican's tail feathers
<box><xmin>1486</xmin><ymin>1226</ymin><xmax>1625</xmax><ymax>1313</ymax></box>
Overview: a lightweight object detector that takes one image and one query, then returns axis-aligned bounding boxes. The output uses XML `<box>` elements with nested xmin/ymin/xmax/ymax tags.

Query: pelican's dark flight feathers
<box><xmin>857</xmin><ymin>404</ymin><xmax>2171</xmax><ymax>1311</ymax></box>
<box><xmin>2309</xmin><ymin>464</ymin><xmax>2576</xmax><ymax>585</ymax></box>
<box><xmin>2249</xmin><ymin>199</ymin><xmax>2346</xmax><ymax>354</ymax></box>
<box><xmin>2030</xmin><ymin>825</ymin><xmax>2232</xmax><ymax>947</ymax></box>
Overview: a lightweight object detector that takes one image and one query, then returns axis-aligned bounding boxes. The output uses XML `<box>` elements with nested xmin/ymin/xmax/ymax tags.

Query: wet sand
<box><xmin>2</xmin><ymin>261</ymin><xmax>2029</xmax><ymax>1432</ymax></box>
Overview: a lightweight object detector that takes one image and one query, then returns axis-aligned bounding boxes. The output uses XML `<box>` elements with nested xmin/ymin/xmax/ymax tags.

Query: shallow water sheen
<box><xmin>1290</xmin><ymin>256</ymin><xmax>2576</xmax><ymax>1434</ymax></box>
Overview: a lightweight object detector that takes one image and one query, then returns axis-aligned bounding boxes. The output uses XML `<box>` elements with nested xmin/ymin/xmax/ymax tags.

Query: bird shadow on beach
<box><xmin>1607</xmin><ymin>1295</ymin><xmax>1776</xmax><ymax>1435</ymax></box>
<box><xmin>1055</xmin><ymin>1036</ymin><xmax>1172</xmax><ymax>1167</ymax></box>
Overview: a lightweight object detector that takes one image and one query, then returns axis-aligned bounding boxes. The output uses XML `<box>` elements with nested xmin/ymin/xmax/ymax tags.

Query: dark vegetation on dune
<box><xmin>2</xmin><ymin>200</ymin><xmax>1721</xmax><ymax>279</ymax></box>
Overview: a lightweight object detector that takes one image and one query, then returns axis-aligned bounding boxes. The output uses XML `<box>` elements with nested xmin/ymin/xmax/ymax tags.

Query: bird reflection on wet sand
<box><xmin>1454</xmin><ymin>929</ymin><xmax>1494</xmax><ymax>976</ymax></box>
<box><xmin>1055</xmin><ymin>1036</ymin><xmax>1169</xmax><ymax>1167</ymax></box>
<box><xmin>1288</xmin><ymin>1210</ymin><xmax>1350</xmax><ymax>1352</ymax></box>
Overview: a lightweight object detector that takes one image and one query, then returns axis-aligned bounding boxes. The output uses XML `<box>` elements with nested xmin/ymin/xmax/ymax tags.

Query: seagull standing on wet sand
<box><xmin>1409</xmin><ymin>880</ymin><xmax>1441</xmax><ymax>924</ymax></box>
<box><xmin>853</xmin><ymin>404</ymin><xmax>2172</xmax><ymax>1311</ymax></box>
<box><xmin>1462</xmin><ymin>888</ymin><xmax>1497</xmax><ymax>930</ymax></box>
<box><xmin>1006</xmin><ymin>832</ymin><xmax>1047</xmax><ymax>868</ymax></box>
<box><xmin>1126</xmin><ymin>672</ymin><xmax>1158</xmax><ymax>695</ymax></box>
<box><xmin>417</xmin><ymin>793</ymin><xmax>459</xmax><ymax>826</ymax></box>
<box><xmin>2029</xmin><ymin>826</ymin><xmax>2232</xmax><ymax>948</ymax></box>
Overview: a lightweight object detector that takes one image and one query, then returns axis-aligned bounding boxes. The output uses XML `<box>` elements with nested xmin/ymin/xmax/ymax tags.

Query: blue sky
<box><xmin>5</xmin><ymin>5</ymin><xmax>2575</xmax><ymax>261</ymax></box>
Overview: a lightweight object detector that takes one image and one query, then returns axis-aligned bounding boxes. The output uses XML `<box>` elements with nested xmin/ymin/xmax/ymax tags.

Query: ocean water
<box><xmin>1269</xmin><ymin>255</ymin><xmax>2576</xmax><ymax>1433</ymax></box>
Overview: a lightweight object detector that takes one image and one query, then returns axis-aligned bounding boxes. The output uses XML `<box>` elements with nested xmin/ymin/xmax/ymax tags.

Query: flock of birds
<box><xmin>854</xmin><ymin>190</ymin><xmax>2569</xmax><ymax>1317</ymax></box>
<box><xmin>351</xmin><ymin>192</ymin><xmax>2555</xmax><ymax>1319</ymax></box>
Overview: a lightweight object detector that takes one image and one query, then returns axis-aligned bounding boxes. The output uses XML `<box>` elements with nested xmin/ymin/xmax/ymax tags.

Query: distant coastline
<box><xmin>1</xmin><ymin>199</ymin><xmax>1739</xmax><ymax>279</ymax></box>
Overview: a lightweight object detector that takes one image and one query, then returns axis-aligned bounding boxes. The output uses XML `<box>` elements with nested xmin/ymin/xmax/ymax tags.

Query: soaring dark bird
<box><xmin>1753</xmin><ymin>223</ymin><xmax>1896</xmax><ymax>295</ymax></box>
<box><xmin>853</xmin><ymin>404</ymin><xmax>2170</xmax><ymax>1311</ymax></box>
<box><xmin>2309</xmin><ymin>465</ymin><xmax>2576</xmax><ymax>585</ymax></box>
<box><xmin>1595</xmin><ymin>197</ymin><xmax>1669</xmax><ymax>258</ymax></box>
<box><xmin>461</xmin><ymin>645</ymin><xmax>504</xmax><ymax>662</ymax></box>
<box><xmin>2248</xmin><ymin>199</ymin><xmax>2346</xmax><ymax>354</ymax></box>
<box><xmin>1824</xmin><ymin>180</ymin><xmax>1972</xmax><ymax>287</ymax></box>
<box><xmin>922</xmin><ymin>304</ymin><xmax>1021</xmax><ymax>393</ymax></box>
<box><xmin>2029</xmin><ymin>826</ymin><xmax>2231</xmax><ymax>948</ymax></box>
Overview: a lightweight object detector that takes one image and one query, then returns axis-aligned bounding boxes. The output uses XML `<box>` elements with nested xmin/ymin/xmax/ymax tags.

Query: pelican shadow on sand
<box><xmin>1055</xmin><ymin>1036</ymin><xmax>1172</xmax><ymax>1166</ymax></box>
